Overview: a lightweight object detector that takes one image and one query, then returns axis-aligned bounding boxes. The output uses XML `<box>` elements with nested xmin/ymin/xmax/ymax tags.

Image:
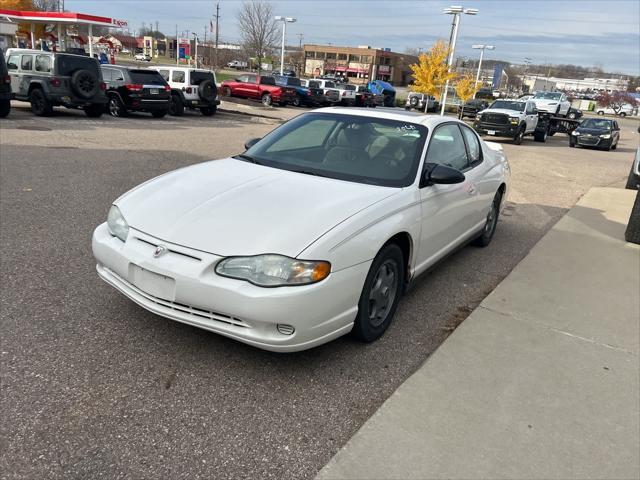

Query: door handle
<box><xmin>467</xmin><ymin>185</ymin><xmax>477</xmax><ymax>195</ymax></box>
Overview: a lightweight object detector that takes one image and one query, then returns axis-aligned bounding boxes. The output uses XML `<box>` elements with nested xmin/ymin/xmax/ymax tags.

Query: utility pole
<box><xmin>214</xmin><ymin>2</ymin><xmax>220</xmax><ymax>69</ymax></box>
<box><xmin>175</xmin><ymin>24</ymin><xmax>179</xmax><ymax>66</ymax></box>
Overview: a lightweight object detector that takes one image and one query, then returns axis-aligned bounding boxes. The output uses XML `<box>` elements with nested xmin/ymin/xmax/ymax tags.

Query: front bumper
<box><xmin>474</xmin><ymin>123</ymin><xmax>518</xmax><ymax>138</ymax></box>
<box><xmin>92</xmin><ymin>223</ymin><xmax>367</xmax><ymax>352</ymax></box>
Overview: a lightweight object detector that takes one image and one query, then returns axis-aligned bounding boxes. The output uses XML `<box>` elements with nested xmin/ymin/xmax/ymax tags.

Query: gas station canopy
<box><xmin>0</xmin><ymin>9</ymin><xmax>128</xmax><ymax>55</ymax></box>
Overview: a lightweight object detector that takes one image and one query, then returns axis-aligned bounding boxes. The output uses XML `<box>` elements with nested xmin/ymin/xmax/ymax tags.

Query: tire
<box><xmin>292</xmin><ymin>96</ymin><xmax>301</xmax><ymax>107</ymax></box>
<box><xmin>198</xmin><ymin>79</ymin><xmax>217</xmax><ymax>103</ymax></box>
<box><xmin>351</xmin><ymin>244</ymin><xmax>405</xmax><ymax>343</ymax></box>
<box><xmin>625</xmin><ymin>163</ymin><xmax>639</xmax><ymax>190</ymax></box>
<box><xmin>534</xmin><ymin>127</ymin><xmax>548</xmax><ymax>142</ymax></box>
<box><xmin>597</xmin><ymin>110</ymin><xmax>604</xmax><ymax>116</ymax></box>
<box><xmin>84</xmin><ymin>103</ymin><xmax>104</xmax><ymax>118</ymax></box>
<box><xmin>151</xmin><ymin>110</ymin><xmax>168</xmax><ymax>118</ymax></box>
<box><xmin>107</xmin><ymin>95</ymin><xmax>126</xmax><ymax>117</ymax></box>
<box><xmin>619</xmin><ymin>112</ymin><xmax>626</xmax><ymax>117</ymax></box>
<box><xmin>513</xmin><ymin>126</ymin><xmax>525</xmax><ymax>145</ymax></box>
<box><xmin>221</xmin><ymin>86</ymin><xmax>232</xmax><ymax>97</ymax></box>
<box><xmin>567</xmin><ymin>111</ymin><xmax>576</xmax><ymax>119</ymax></box>
<box><xmin>261</xmin><ymin>93</ymin><xmax>272</xmax><ymax>107</ymax></box>
<box><xmin>200</xmin><ymin>105</ymin><xmax>217</xmax><ymax>116</ymax></box>
<box><xmin>169</xmin><ymin>94</ymin><xmax>184</xmax><ymax>116</ymax></box>
<box><xmin>0</xmin><ymin>99</ymin><xmax>10</xmax><ymax>118</ymax></box>
<box><xmin>409</xmin><ymin>96</ymin><xmax>419</xmax><ymax>108</ymax></box>
<box><xmin>624</xmin><ymin>191</ymin><xmax>640</xmax><ymax>245</ymax></box>
<box><xmin>569</xmin><ymin>139</ymin><xmax>576</xmax><ymax>147</ymax></box>
<box><xmin>29</xmin><ymin>88</ymin><xmax>53</xmax><ymax>116</ymax></box>
<box><xmin>70</xmin><ymin>69</ymin><xmax>99</xmax><ymax>99</ymax></box>
<box><xmin>473</xmin><ymin>191</ymin><xmax>502</xmax><ymax>247</ymax></box>
<box><xmin>611</xmin><ymin>142</ymin><xmax>617</xmax><ymax>150</ymax></box>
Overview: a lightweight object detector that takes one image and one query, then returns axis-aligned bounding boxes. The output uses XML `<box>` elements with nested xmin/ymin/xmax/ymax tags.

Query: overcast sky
<box><xmin>65</xmin><ymin>0</ymin><xmax>640</xmax><ymax>75</ymax></box>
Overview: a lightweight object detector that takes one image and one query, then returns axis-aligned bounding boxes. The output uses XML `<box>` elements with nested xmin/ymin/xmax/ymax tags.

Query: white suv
<box><xmin>153</xmin><ymin>66</ymin><xmax>220</xmax><ymax>116</ymax></box>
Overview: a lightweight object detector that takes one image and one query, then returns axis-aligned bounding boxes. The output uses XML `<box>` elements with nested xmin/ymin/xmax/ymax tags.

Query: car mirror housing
<box><xmin>422</xmin><ymin>163</ymin><xmax>465</xmax><ymax>187</ymax></box>
<box><xmin>244</xmin><ymin>137</ymin><xmax>261</xmax><ymax>150</ymax></box>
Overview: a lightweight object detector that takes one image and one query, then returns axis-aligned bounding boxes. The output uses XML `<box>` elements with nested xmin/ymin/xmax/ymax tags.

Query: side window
<box><xmin>460</xmin><ymin>125</ymin><xmax>482</xmax><ymax>166</ymax></box>
<box><xmin>35</xmin><ymin>55</ymin><xmax>51</xmax><ymax>72</ymax></box>
<box><xmin>7</xmin><ymin>55</ymin><xmax>19</xmax><ymax>70</ymax></box>
<box><xmin>247</xmin><ymin>75</ymin><xmax>258</xmax><ymax>84</ymax></box>
<box><xmin>237</xmin><ymin>75</ymin><xmax>249</xmax><ymax>83</ymax></box>
<box><xmin>114</xmin><ymin>70</ymin><xmax>125</xmax><ymax>81</ymax></box>
<box><xmin>158</xmin><ymin>70</ymin><xmax>169</xmax><ymax>81</ymax></box>
<box><xmin>21</xmin><ymin>55</ymin><xmax>33</xmax><ymax>71</ymax></box>
<box><xmin>425</xmin><ymin>124</ymin><xmax>468</xmax><ymax>172</ymax></box>
<box><xmin>101</xmin><ymin>68</ymin><xmax>113</xmax><ymax>81</ymax></box>
<box><xmin>172</xmin><ymin>70</ymin><xmax>185</xmax><ymax>83</ymax></box>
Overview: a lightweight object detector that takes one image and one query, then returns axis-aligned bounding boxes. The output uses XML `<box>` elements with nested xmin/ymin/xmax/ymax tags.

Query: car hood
<box><xmin>478</xmin><ymin>108</ymin><xmax>521</xmax><ymax>116</ymax></box>
<box><xmin>116</xmin><ymin>158</ymin><xmax>398</xmax><ymax>257</ymax></box>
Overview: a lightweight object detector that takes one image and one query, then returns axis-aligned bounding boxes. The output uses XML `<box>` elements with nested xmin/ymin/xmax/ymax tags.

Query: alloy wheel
<box><xmin>108</xmin><ymin>98</ymin><xmax>120</xmax><ymax>117</ymax></box>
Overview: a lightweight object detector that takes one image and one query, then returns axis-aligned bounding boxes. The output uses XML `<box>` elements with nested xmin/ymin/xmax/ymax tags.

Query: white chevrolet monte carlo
<box><xmin>92</xmin><ymin>108</ymin><xmax>510</xmax><ymax>352</ymax></box>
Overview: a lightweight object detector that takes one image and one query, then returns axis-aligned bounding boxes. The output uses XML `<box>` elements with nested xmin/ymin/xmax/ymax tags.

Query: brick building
<box><xmin>303</xmin><ymin>44</ymin><xmax>418</xmax><ymax>86</ymax></box>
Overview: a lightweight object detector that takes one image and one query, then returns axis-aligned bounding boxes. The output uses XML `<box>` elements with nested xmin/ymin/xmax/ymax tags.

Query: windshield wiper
<box><xmin>290</xmin><ymin>168</ymin><xmax>328</xmax><ymax>178</ymax></box>
<box><xmin>234</xmin><ymin>154</ymin><xmax>261</xmax><ymax>165</ymax></box>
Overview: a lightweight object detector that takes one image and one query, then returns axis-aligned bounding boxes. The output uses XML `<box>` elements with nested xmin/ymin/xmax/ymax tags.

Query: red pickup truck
<box><xmin>220</xmin><ymin>74</ymin><xmax>297</xmax><ymax>107</ymax></box>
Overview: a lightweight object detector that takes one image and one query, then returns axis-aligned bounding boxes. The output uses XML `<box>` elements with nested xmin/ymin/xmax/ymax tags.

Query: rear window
<box><xmin>260</xmin><ymin>76</ymin><xmax>276</xmax><ymax>85</ymax></box>
<box><xmin>308</xmin><ymin>81</ymin><xmax>321</xmax><ymax>89</ymax></box>
<box><xmin>56</xmin><ymin>55</ymin><xmax>99</xmax><ymax>76</ymax></box>
<box><xmin>286</xmin><ymin>77</ymin><xmax>301</xmax><ymax>87</ymax></box>
<box><xmin>344</xmin><ymin>85</ymin><xmax>356</xmax><ymax>91</ymax></box>
<box><xmin>190</xmin><ymin>71</ymin><xmax>214</xmax><ymax>85</ymax></box>
<box><xmin>130</xmin><ymin>70</ymin><xmax>166</xmax><ymax>85</ymax></box>
<box><xmin>325</xmin><ymin>81</ymin><xmax>336</xmax><ymax>88</ymax></box>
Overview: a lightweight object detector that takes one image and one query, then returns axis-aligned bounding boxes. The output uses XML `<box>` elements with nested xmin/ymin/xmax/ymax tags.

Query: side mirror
<box><xmin>244</xmin><ymin>137</ymin><xmax>261</xmax><ymax>150</ymax></box>
<box><xmin>422</xmin><ymin>163</ymin><xmax>465</xmax><ymax>186</ymax></box>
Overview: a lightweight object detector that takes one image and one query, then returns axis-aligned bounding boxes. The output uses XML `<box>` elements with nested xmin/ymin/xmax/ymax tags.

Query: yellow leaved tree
<box><xmin>454</xmin><ymin>73</ymin><xmax>479</xmax><ymax>118</ymax></box>
<box><xmin>409</xmin><ymin>40</ymin><xmax>456</xmax><ymax>112</ymax></box>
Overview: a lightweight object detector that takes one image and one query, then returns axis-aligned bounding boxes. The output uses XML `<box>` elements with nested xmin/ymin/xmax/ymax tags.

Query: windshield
<box><xmin>308</xmin><ymin>80</ymin><xmax>321</xmax><ymax>89</ymax></box>
<box><xmin>490</xmin><ymin>100</ymin><xmax>526</xmax><ymax>112</ymax></box>
<box><xmin>344</xmin><ymin>85</ymin><xmax>356</xmax><ymax>91</ymax></box>
<box><xmin>241</xmin><ymin>113</ymin><xmax>428</xmax><ymax>187</ymax></box>
<box><xmin>190</xmin><ymin>71</ymin><xmax>214</xmax><ymax>85</ymax></box>
<box><xmin>580</xmin><ymin>119</ymin><xmax>612</xmax><ymax>130</ymax></box>
<box><xmin>533</xmin><ymin>91</ymin><xmax>561</xmax><ymax>100</ymax></box>
<box><xmin>130</xmin><ymin>70</ymin><xmax>166</xmax><ymax>85</ymax></box>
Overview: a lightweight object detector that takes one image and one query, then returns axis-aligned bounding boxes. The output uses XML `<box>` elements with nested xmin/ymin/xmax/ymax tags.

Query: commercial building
<box><xmin>303</xmin><ymin>44</ymin><xmax>418</xmax><ymax>86</ymax></box>
<box><xmin>522</xmin><ymin>75</ymin><xmax>629</xmax><ymax>93</ymax></box>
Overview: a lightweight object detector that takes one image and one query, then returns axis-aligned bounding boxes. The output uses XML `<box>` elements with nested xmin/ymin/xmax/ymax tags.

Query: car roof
<box><xmin>312</xmin><ymin>107</ymin><xmax>456</xmax><ymax>128</ymax></box>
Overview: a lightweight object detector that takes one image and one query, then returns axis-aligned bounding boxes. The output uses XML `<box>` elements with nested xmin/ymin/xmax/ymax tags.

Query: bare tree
<box><xmin>237</xmin><ymin>0</ymin><xmax>278</xmax><ymax>74</ymax></box>
<box><xmin>32</xmin><ymin>0</ymin><xmax>61</xmax><ymax>11</ymax></box>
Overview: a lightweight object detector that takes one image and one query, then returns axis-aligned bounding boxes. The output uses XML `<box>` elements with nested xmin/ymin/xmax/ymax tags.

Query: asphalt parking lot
<box><xmin>1</xmin><ymin>103</ymin><xmax>638</xmax><ymax>479</ymax></box>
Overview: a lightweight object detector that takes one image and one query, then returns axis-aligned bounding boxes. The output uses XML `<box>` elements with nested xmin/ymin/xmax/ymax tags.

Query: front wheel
<box><xmin>597</xmin><ymin>110</ymin><xmax>604</xmax><ymax>116</ymax></box>
<box><xmin>108</xmin><ymin>96</ymin><xmax>126</xmax><ymax>117</ymax></box>
<box><xmin>291</xmin><ymin>96</ymin><xmax>301</xmax><ymax>107</ymax></box>
<box><xmin>261</xmin><ymin>93</ymin><xmax>272</xmax><ymax>107</ymax></box>
<box><xmin>352</xmin><ymin>244</ymin><xmax>404</xmax><ymax>343</ymax></box>
<box><xmin>619</xmin><ymin>112</ymin><xmax>627</xmax><ymax>117</ymax></box>
<box><xmin>29</xmin><ymin>88</ymin><xmax>53</xmax><ymax>116</ymax></box>
<box><xmin>513</xmin><ymin>126</ymin><xmax>525</xmax><ymax>145</ymax></box>
<box><xmin>473</xmin><ymin>191</ymin><xmax>502</xmax><ymax>247</ymax></box>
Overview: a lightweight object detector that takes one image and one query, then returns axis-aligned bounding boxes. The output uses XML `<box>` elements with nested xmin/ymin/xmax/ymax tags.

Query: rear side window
<box><xmin>101</xmin><ymin>68</ymin><xmax>113</xmax><ymax>81</ymax></box>
<box><xmin>130</xmin><ymin>70</ymin><xmax>166</xmax><ymax>85</ymax></box>
<box><xmin>190</xmin><ymin>71</ymin><xmax>214</xmax><ymax>85</ymax></box>
<box><xmin>56</xmin><ymin>55</ymin><xmax>99</xmax><ymax>76</ymax></box>
<box><xmin>7</xmin><ymin>55</ymin><xmax>19</xmax><ymax>70</ymax></box>
<box><xmin>21</xmin><ymin>55</ymin><xmax>33</xmax><ymax>71</ymax></box>
<box><xmin>286</xmin><ymin>77</ymin><xmax>301</xmax><ymax>87</ymax></box>
<box><xmin>35</xmin><ymin>55</ymin><xmax>51</xmax><ymax>72</ymax></box>
<box><xmin>158</xmin><ymin>69</ymin><xmax>169</xmax><ymax>81</ymax></box>
<box><xmin>260</xmin><ymin>76</ymin><xmax>275</xmax><ymax>85</ymax></box>
<box><xmin>172</xmin><ymin>70</ymin><xmax>185</xmax><ymax>83</ymax></box>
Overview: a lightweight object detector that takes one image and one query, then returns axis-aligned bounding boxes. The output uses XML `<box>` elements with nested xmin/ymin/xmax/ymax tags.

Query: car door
<box><xmin>233</xmin><ymin>74</ymin><xmax>249</xmax><ymax>97</ymax></box>
<box><xmin>6</xmin><ymin>54</ymin><xmax>20</xmax><ymax>95</ymax></box>
<box><xmin>525</xmin><ymin>102</ymin><xmax>538</xmax><ymax>132</ymax></box>
<box><xmin>245</xmin><ymin>75</ymin><xmax>259</xmax><ymax>98</ymax></box>
<box><xmin>560</xmin><ymin>94</ymin><xmax>570</xmax><ymax>115</ymax></box>
<box><xmin>612</xmin><ymin>121</ymin><xmax>620</xmax><ymax>144</ymax></box>
<box><xmin>416</xmin><ymin>123</ymin><xmax>476</xmax><ymax>273</ymax></box>
<box><xmin>18</xmin><ymin>54</ymin><xmax>34</xmax><ymax>97</ymax></box>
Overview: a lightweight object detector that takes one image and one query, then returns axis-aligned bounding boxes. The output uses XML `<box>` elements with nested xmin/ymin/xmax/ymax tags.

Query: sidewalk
<box><xmin>317</xmin><ymin>187</ymin><xmax>640</xmax><ymax>480</ymax></box>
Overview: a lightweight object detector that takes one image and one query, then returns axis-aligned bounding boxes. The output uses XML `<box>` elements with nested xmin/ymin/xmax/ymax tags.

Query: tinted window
<box><xmin>308</xmin><ymin>80</ymin><xmax>321</xmax><ymax>89</ymax></box>
<box><xmin>101</xmin><ymin>68</ymin><xmax>113</xmax><ymax>81</ymax></box>
<box><xmin>344</xmin><ymin>85</ymin><xmax>356</xmax><ymax>91</ymax></box>
<box><xmin>21</xmin><ymin>55</ymin><xmax>33</xmax><ymax>71</ymax></box>
<box><xmin>158</xmin><ymin>69</ymin><xmax>170</xmax><ymax>81</ymax></box>
<box><xmin>580</xmin><ymin>119</ymin><xmax>612</xmax><ymax>130</ymax></box>
<box><xmin>259</xmin><ymin>76</ymin><xmax>275</xmax><ymax>85</ymax></box>
<box><xmin>243</xmin><ymin>113</ymin><xmax>428</xmax><ymax>187</ymax></box>
<box><xmin>190</xmin><ymin>71</ymin><xmax>214</xmax><ymax>85</ymax></box>
<box><xmin>56</xmin><ymin>55</ymin><xmax>99</xmax><ymax>76</ymax></box>
<box><xmin>426</xmin><ymin>124</ymin><xmax>468</xmax><ymax>171</ymax></box>
<box><xmin>286</xmin><ymin>77</ymin><xmax>301</xmax><ymax>87</ymax></box>
<box><xmin>325</xmin><ymin>81</ymin><xmax>336</xmax><ymax>88</ymax></box>
<box><xmin>172</xmin><ymin>70</ymin><xmax>185</xmax><ymax>83</ymax></box>
<box><xmin>460</xmin><ymin>126</ymin><xmax>482</xmax><ymax>166</ymax></box>
<box><xmin>7</xmin><ymin>55</ymin><xmax>19</xmax><ymax>70</ymax></box>
<box><xmin>130</xmin><ymin>70</ymin><xmax>166</xmax><ymax>85</ymax></box>
<box><xmin>35</xmin><ymin>55</ymin><xmax>51</xmax><ymax>72</ymax></box>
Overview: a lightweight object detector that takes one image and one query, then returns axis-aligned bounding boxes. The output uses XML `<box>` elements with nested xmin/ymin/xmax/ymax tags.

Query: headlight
<box><xmin>509</xmin><ymin>117</ymin><xmax>519</xmax><ymax>124</ymax></box>
<box><xmin>571</xmin><ymin>130</ymin><xmax>580</xmax><ymax>136</ymax></box>
<box><xmin>215</xmin><ymin>254</ymin><xmax>331</xmax><ymax>287</ymax></box>
<box><xmin>600</xmin><ymin>134</ymin><xmax>611</xmax><ymax>139</ymax></box>
<box><xmin>107</xmin><ymin>205</ymin><xmax>129</xmax><ymax>242</ymax></box>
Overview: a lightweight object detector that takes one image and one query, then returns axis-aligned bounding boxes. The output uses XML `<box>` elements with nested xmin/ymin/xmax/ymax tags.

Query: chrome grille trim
<box><xmin>135</xmin><ymin>237</ymin><xmax>202</xmax><ymax>261</ymax></box>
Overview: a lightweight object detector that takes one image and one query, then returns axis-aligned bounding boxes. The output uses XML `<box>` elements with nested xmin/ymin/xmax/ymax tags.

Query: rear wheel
<box><xmin>0</xmin><ymin>99</ymin><xmax>10</xmax><ymax>118</ymax></box>
<box><xmin>626</xmin><ymin>163</ymin><xmax>639</xmax><ymax>190</ymax></box>
<box><xmin>292</xmin><ymin>96</ymin><xmax>301</xmax><ymax>107</ymax></box>
<box><xmin>473</xmin><ymin>191</ymin><xmax>502</xmax><ymax>247</ymax></box>
<box><xmin>221</xmin><ymin>86</ymin><xmax>232</xmax><ymax>97</ymax></box>
<box><xmin>351</xmin><ymin>244</ymin><xmax>404</xmax><ymax>343</ymax></box>
<box><xmin>200</xmin><ymin>105</ymin><xmax>217</xmax><ymax>116</ymax></box>
<box><xmin>261</xmin><ymin>93</ymin><xmax>272</xmax><ymax>107</ymax></box>
<box><xmin>597</xmin><ymin>110</ymin><xmax>604</xmax><ymax>116</ymax></box>
<box><xmin>169</xmin><ymin>94</ymin><xmax>184</xmax><ymax>116</ymax></box>
<box><xmin>619</xmin><ymin>112</ymin><xmax>627</xmax><ymax>117</ymax></box>
<box><xmin>29</xmin><ymin>88</ymin><xmax>53</xmax><ymax>116</ymax></box>
<box><xmin>534</xmin><ymin>127</ymin><xmax>548</xmax><ymax>142</ymax></box>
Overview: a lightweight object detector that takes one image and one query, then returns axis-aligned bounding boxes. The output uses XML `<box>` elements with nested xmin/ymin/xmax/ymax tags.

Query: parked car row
<box><xmin>1</xmin><ymin>48</ymin><xmax>220</xmax><ymax>119</ymax></box>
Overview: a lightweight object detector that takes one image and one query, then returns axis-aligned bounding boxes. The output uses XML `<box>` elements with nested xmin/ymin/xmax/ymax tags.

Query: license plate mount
<box><xmin>487</xmin><ymin>130</ymin><xmax>496</xmax><ymax>135</ymax></box>
<box><xmin>130</xmin><ymin>264</ymin><xmax>175</xmax><ymax>301</ymax></box>
<box><xmin>150</xmin><ymin>88</ymin><xmax>159</xmax><ymax>95</ymax></box>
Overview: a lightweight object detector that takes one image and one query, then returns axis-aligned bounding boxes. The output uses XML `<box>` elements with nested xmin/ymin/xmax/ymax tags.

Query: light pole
<box><xmin>192</xmin><ymin>33</ymin><xmax>198</xmax><ymax>68</ymax></box>
<box><xmin>440</xmin><ymin>6</ymin><xmax>478</xmax><ymax>115</ymax></box>
<box><xmin>472</xmin><ymin>44</ymin><xmax>494</xmax><ymax>96</ymax></box>
<box><xmin>275</xmin><ymin>16</ymin><xmax>296</xmax><ymax>75</ymax></box>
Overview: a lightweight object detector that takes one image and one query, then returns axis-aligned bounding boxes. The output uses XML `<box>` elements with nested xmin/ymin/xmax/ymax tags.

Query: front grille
<box><xmin>110</xmin><ymin>267</ymin><xmax>250</xmax><ymax>328</ymax></box>
<box><xmin>135</xmin><ymin>236</ymin><xmax>201</xmax><ymax>261</ymax></box>
<box><xmin>481</xmin><ymin>113</ymin><xmax>509</xmax><ymax>125</ymax></box>
<box><xmin>577</xmin><ymin>136</ymin><xmax>600</xmax><ymax>146</ymax></box>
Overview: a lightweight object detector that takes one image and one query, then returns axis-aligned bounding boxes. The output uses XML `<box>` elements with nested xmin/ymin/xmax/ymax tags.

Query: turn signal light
<box><xmin>311</xmin><ymin>262</ymin><xmax>331</xmax><ymax>282</ymax></box>
<box><xmin>125</xmin><ymin>84</ymin><xmax>143</xmax><ymax>92</ymax></box>
<box><xmin>49</xmin><ymin>77</ymin><xmax>61</xmax><ymax>87</ymax></box>
<box><xmin>163</xmin><ymin>85</ymin><xmax>171</xmax><ymax>91</ymax></box>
